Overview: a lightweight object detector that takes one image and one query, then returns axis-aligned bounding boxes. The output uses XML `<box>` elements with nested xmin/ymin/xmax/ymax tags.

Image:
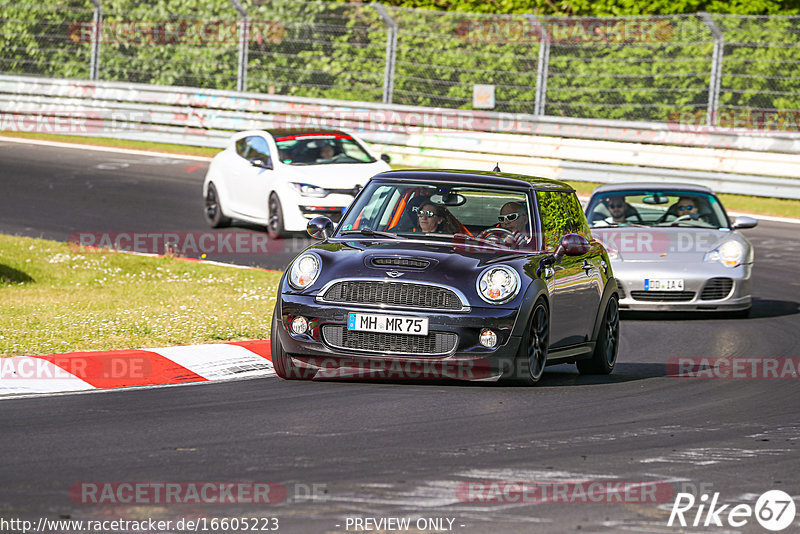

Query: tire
<box><xmin>267</xmin><ymin>193</ymin><xmax>285</xmax><ymax>240</ymax></box>
<box><xmin>204</xmin><ymin>183</ymin><xmax>231</xmax><ymax>228</ymax></box>
<box><xmin>506</xmin><ymin>300</ymin><xmax>549</xmax><ymax>385</ymax></box>
<box><xmin>577</xmin><ymin>296</ymin><xmax>619</xmax><ymax>375</ymax></box>
<box><xmin>270</xmin><ymin>310</ymin><xmax>311</xmax><ymax>380</ymax></box>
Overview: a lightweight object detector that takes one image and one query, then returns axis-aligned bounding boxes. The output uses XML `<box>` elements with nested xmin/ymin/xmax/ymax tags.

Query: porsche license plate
<box><xmin>644</xmin><ymin>278</ymin><xmax>684</xmax><ymax>291</ymax></box>
<box><xmin>347</xmin><ymin>312</ymin><xmax>429</xmax><ymax>336</ymax></box>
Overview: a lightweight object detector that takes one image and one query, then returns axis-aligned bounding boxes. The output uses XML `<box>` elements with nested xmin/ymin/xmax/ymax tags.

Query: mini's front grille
<box><xmin>371</xmin><ymin>257</ymin><xmax>430</xmax><ymax>269</ymax></box>
<box><xmin>700</xmin><ymin>278</ymin><xmax>734</xmax><ymax>300</ymax></box>
<box><xmin>322</xmin><ymin>325</ymin><xmax>458</xmax><ymax>355</ymax></box>
<box><xmin>615</xmin><ymin>279</ymin><xmax>626</xmax><ymax>300</ymax></box>
<box><xmin>630</xmin><ymin>291</ymin><xmax>696</xmax><ymax>302</ymax></box>
<box><xmin>321</xmin><ymin>281</ymin><xmax>463</xmax><ymax>310</ymax></box>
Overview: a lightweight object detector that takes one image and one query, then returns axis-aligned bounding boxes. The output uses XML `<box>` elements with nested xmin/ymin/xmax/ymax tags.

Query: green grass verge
<box><xmin>3</xmin><ymin>132</ymin><xmax>797</xmax><ymax>219</ymax></box>
<box><xmin>0</xmin><ymin>234</ymin><xmax>281</xmax><ymax>357</ymax></box>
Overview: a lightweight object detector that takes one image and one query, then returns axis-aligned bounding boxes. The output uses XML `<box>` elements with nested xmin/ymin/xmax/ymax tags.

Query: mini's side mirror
<box><xmin>380</xmin><ymin>154</ymin><xmax>391</xmax><ymax>164</ymax></box>
<box><xmin>731</xmin><ymin>216</ymin><xmax>758</xmax><ymax>229</ymax></box>
<box><xmin>556</xmin><ymin>233</ymin><xmax>591</xmax><ymax>258</ymax></box>
<box><xmin>307</xmin><ymin>216</ymin><xmax>334</xmax><ymax>240</ymax></box>
<box><xmin>250</xmin><ymin>157</ymin><xmax>272</xmax><ymax>170</ymax></box>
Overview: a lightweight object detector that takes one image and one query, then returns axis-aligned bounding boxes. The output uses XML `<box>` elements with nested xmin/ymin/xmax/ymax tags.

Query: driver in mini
<box><xmin>499</xmin><ymin>202</ymin><xmax>529</xmax><ymax>234</ymax></box>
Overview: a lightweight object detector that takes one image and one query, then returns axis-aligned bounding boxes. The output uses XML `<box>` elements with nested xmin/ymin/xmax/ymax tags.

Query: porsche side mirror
<box><xmin>380</xmin><ymin>154</ymin><xmax>391</xmax><ymax>164</ymax></box>
<box><xmin>307</xmin><ymin>216</ymin><xmax>335</xmax><ymax>240</ymax></box>
<box><xmin>731</xmin><ymin>216</ymin><xmax>758</xmax><ymax>229</ymax></box>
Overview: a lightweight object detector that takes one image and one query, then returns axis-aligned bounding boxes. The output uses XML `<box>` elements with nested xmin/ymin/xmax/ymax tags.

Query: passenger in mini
<box><xmin>413</xmin><ymin>202</ymin><xmax>461</xmax><ymax>234</ymax></box>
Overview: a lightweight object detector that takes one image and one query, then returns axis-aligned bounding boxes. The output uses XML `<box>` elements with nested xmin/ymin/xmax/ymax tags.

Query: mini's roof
<box><xmin>372</xmin><ymin>169</ymin><xmax>573</xmax><ymax>191</ymax></box>
<box><xmin>591</xmin><ymin>182</ymin><xmax>714</xmax><ymax>195</ymax></box>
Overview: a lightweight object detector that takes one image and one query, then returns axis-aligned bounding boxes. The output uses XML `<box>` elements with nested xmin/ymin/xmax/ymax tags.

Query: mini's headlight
<box><xmin>290</xmin><ymin>182</ymin><xmax>328</xmax><ymax>198</ymax></box>
<box><xmin>477</xmin><ymin>265</ymin><xmax>520</xmax><ymax>304</ymax></box>
<box><xmin>289</xmin><ymin>253</ymin><xmax>321</xmax><ymax>289</ymax></box>
<box><xmin>705</xmin><ymin>240</ymin><xmax>745</xmax><ymax>268</ymax></box>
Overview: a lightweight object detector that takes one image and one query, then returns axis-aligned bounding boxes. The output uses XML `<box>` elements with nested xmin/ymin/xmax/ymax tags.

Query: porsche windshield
<box><xmin>336</xmin><ymin>181</ymin><xmax>535</xmax><ymax>249</ymax></box>
<box><xmin>586</xmin><ymin>190</ymin><xmax>730</xmax><ymax>229</ymax></box>
<box><xmin>274</xmin><ymin>134</ymin><xmax>376</xmax><ymax>165</ymax></box>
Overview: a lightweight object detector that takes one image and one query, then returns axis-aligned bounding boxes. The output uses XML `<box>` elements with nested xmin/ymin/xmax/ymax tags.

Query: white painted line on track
<box><xmin>0</xmin><ymin>135</ymin><xmax>212</xmax><ymax>161</ymax></box>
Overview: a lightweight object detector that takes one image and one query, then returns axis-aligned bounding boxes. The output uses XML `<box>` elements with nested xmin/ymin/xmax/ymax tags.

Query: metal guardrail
<box><xmin>1</xmin><ymin>75</ymin><xmax>799</xmax><ymax>199</ymax></box>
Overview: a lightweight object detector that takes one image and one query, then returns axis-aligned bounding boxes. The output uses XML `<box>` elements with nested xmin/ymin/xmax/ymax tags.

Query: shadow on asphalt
<box><xmin>620</xmin><ymin>297</ymin><xmax>799</xmax><ymax>321</ymax></box>
<box><xmin>0</xmin><ymin>264</ymin><xmax>34</xmax><ymax>284</ymax></box>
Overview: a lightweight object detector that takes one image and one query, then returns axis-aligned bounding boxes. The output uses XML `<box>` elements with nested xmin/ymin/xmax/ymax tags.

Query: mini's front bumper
<box><xmin>276</xmin><ymin>294</ymin><xmax>525</xmax><ymax>381</ymax></box>
<box><xmin>614</xmin><ymin>262</ymin><xmax>753</xmax><ymax>312</ymax></box>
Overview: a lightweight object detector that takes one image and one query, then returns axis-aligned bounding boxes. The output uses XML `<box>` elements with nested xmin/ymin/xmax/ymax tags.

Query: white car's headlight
<box><xmin>477</xmin><ymin>265</ymin><xmax>520</xmax><ymax>304</ymax></box>
<box><xmin>289</xmin><ymin>253</ymin><xmax>321</xmax><ymax>289</ymax></box>
<box><xmin>705</xmin><ymin>240</ymin><xmax>745</xmax><ymax>268</ymax></box>
<box><xmin>290</xmin><ymin>182</ymin><xmax>328</xmax><ymax>198</ymax></box>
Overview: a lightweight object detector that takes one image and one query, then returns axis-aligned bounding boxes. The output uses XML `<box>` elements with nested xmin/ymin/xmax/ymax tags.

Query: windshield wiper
<box><xmin>340</xmin><ymin>229</ymin><xmax>405</xmax><ymax>239</ymax></box>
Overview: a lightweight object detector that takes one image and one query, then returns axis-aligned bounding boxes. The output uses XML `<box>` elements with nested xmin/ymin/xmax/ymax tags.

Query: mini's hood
<box><xmin>279</xmin><ymin>161</ymin><xmax>390</xmax><ymax>189</ymax></box>
<box><xmin>286</xmin><ymin>239</ymin><xmax>543</xmax><ymax>307</ymax></box>
<box><xmin>591</xmin><ymin>226</ymin><xmax>750</xmax><ymax>263</ymax></box>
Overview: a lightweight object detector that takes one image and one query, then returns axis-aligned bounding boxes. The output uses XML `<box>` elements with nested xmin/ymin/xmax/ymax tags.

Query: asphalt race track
<box><xmin>1</xmin><ymin>140</ymin><xmax>799</xmax><ymax>533</ymax></box>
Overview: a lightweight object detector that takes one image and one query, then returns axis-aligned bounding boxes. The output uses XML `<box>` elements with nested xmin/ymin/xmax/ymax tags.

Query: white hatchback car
<box><xmin>203</xmin><ymin>129</ymin><xmax>391</xmax><ymax>238</ymax></box>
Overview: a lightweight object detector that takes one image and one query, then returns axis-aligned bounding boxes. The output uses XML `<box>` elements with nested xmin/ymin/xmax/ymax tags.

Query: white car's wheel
<box><xmin>267</xmin><ymin>192</ymin><xmax>285</xmax><ymax>239</ymax></box>
<box><xmin>204</xmin><ymin>183</ymin><xmax>231</xmax><ymax>228</ymax></box>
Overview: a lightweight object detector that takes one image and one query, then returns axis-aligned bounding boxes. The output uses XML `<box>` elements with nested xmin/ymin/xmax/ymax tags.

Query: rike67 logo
<box><xmin>668</xmin><ymin>490</ymin><xmax>796</xmax><ymax>531</ymax></box>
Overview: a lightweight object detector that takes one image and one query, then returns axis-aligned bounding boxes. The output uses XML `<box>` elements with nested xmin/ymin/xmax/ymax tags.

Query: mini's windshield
<box><xmin>335</xmin><ymin>181</ymin><xmax>537</xmax><ymax>251</ymax></box>
<box><xmin>274</xmin><ymin>134</ymin><xmax>376</xmax><ymax>165</ymax></box>
<box><xmin>586</xmin><ymin>190</ymin><xmax>730</xmax><ymax>229</ymax></box>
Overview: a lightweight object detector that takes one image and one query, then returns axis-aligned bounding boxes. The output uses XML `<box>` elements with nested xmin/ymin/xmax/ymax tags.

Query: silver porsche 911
<box><xmin>585</xmin><ymin>183</ymin><xmax>757</xmax><ymax>316</ymax></box>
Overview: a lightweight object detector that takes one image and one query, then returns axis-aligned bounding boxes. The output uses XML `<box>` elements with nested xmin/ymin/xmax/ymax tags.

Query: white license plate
<box><xmin>347</xmin><ymin>312</ymin><xmax>429</xmax><ymax>336</ymax></box>
<box><xmin>644</xmin><ymin>278</ymin><xmax>684</xmax><ymax>291</ymax></box>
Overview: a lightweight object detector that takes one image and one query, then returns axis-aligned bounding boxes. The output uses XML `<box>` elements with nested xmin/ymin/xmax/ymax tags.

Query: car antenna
<box><xmin>492</xmin><ymin>163</ymin><xmax>501</xmax><ymax>172</ymax></box>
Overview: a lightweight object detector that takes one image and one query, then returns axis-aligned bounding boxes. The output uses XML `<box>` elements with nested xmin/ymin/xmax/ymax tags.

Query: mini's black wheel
<box><xmin>578</xmin><ymin>296</ymin><xmax>619</xmax><ymax>375</ymax></box>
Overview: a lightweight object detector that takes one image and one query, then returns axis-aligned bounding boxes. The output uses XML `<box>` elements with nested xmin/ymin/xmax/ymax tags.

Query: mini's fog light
<box><xmin>291</xmin><ymin>316</ymin><xmax>309</xmax><ymax>335</ymax></box>
<box><xmin>479</xmin><ymin>328</ymin><xmax>497</xmax><ymax>348</ymax></box>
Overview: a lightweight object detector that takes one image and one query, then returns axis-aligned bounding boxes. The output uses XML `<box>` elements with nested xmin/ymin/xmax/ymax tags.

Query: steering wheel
<box><xmin>669</xmin><ymin>214</ymin><xmax>695</xmax><ymax>226</ymax></box>
<box><xmin>478</xmin><ymin>227</ymin><xmax>516</xmax><ymax>244</ymax></box>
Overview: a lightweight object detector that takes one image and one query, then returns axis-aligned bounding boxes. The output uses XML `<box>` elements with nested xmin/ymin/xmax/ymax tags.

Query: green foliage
<box><xmin>0</xmin><ymin>0</ymin><xmax>798</xmax><ymax>125</ymax></box>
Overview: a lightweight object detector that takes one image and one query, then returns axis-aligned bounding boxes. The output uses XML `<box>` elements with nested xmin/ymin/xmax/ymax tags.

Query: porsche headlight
<box><xmin>705</xmin><ymin>240</ymin><xmax>745</xmax><ymax>268</ymax></box>
<box><xmin>290</xmin><ymin>182</ymin><xmax>328</xmax><ymax>198</ymax></box>
<box><xmin>477</xmin><ymin>265</ymin><xmax>520</xmax><ymax>304</ymax></box>
<box><xmin>289</xmin><ymin>253</ymin><xmax>321</xmax><ymax>289</ymax></box>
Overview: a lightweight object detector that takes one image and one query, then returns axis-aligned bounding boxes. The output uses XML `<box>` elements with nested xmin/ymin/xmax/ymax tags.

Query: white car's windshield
<box><xmin>586</xmin><ymin>190</ymin><xmax>730</xmax><ymax>229</ymax></box>
<box><xmin>336</xmin><ymin>181</ymin><xmax>536</xmax><ymax>251</ymax></box>
<box><xmin>275</xmin><ymin>134</ymin><xmax>376</xmax><ymax>165</ymax></box>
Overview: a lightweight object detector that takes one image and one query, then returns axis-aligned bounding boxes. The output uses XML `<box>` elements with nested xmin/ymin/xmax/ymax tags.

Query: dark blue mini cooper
<box><xmin>271</xmin><ymin>170</ymin><xmax>619</xmax><ymax>385</ymax></box>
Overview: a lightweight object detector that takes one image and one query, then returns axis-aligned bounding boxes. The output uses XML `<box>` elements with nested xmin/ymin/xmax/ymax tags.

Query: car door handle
<box><xmin>581</xmin><ymin>260</ymin><xmax>593</xmax><ymax>275</ymax></box>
